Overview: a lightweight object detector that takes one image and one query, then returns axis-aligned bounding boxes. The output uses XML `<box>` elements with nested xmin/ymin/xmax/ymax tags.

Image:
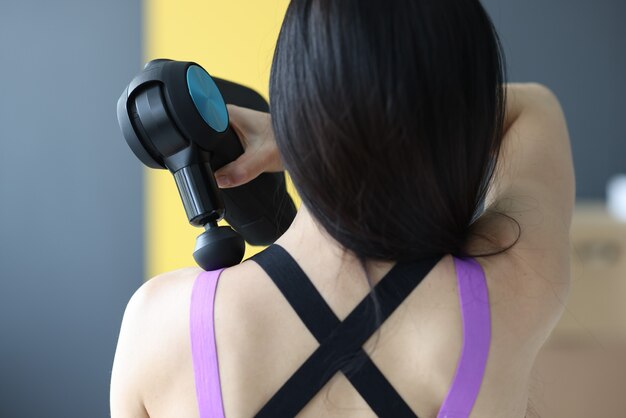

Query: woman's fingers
<box><xmin>227</xmin><ymin>104</ymin><xmax>270</xmax><ymax>137</ymax></box>
<box><xmin>215</xmin><ymin>153</ymin><xmax>257</xmax><ymax>188</ymax></box>
<box><xmin>215</xmin><ymin>104</ymin><xmax>282</xmax><ymax>188</ymax></box>
<box><xmin>215</xmin><ymin>143</ymin><xmax>283</xmax><ymax>188</ymax></box>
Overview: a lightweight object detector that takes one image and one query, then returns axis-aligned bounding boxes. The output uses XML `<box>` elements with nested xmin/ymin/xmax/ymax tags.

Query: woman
<box><xmin>110</xmin><ymin>0</ymin><xmax>575</xmax><ymax>417</ymax></box>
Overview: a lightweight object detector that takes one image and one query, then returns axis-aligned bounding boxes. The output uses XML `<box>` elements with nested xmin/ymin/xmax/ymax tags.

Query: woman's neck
<box><xmin>274</xmin><ymin>203</ymin><xmax>396</xmax><ymax>284</ymax></box>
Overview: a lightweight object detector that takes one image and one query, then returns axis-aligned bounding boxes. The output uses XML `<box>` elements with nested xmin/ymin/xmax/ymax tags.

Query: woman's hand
<box><xmin>214</xmin><ymin>104</ymin><xmax>284</xmax><ymax>188</ymax></box>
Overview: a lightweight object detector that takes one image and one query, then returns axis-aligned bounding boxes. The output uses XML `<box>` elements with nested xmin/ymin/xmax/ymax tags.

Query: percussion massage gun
<box><xmin>117</xmin><ymin>59</ymin><xmax>296</xmax><ymax>270</ymax></box>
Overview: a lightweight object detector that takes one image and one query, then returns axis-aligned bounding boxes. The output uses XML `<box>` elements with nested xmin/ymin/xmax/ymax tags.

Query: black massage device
<box><xmin>116</xmin><ymin>59</ymin><xmax>296</xmax><ymax>270</ymax></box>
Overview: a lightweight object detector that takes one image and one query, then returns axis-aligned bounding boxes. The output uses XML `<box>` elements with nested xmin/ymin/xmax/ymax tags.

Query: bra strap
<box><xmin>436</xmin><ymin>256</ymin><xmax>491</xmax><ymax>417</ymax></box>
<box><xmin>190</xmin><ymin>268</ymin><xmax>227</xmax><ymax>418</ymax></box>
<box><xmin>251</xmin><ymin>244</ymin><xmax>441</xmax><ymax>417</ymax></box>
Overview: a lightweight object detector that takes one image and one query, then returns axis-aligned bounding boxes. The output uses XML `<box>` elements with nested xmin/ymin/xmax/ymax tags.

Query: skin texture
<box><xmin>110</xmin><ymin>83</ymin><xmax>575</xmax><ymax>417</ymax></box>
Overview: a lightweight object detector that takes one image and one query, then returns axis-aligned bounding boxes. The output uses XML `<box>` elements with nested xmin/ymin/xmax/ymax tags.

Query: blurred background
<box><xmin>0</xmin><ymin>1</ymin><xmax>624</xmax><ymax>417</ymax></box>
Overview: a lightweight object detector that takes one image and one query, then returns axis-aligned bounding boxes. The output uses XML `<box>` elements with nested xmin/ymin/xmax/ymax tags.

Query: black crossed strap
<box><xmin>249</xmin><ymin>243</ymin><xmax>442</xmax><ymax>417</ymax></box>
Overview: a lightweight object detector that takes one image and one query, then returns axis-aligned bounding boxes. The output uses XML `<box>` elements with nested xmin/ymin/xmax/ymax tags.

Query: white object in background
<box><xmin>606</xmin><ymin>174</ymin><xmax>626</xmax><ymax>222</ymax></box>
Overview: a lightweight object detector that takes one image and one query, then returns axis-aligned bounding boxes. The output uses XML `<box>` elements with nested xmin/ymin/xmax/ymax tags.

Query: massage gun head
<box><xmin>117</xmin><ymin>59</ymin><xmax>245</xmax><ymax>269</ymax></box>
<box><xmin>194</xmin><ymin>225</ymin><xmax>246</xmax><ymax>271</ymax></box>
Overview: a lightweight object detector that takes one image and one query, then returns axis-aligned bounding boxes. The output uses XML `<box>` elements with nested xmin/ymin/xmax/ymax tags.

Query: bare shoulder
<box><xmin>118</xmin><ymin>259</ymin><xmax>274</xmax><ymax>365</ymax></box>
<box><xmin>111</xmin><ymin>266</ymin><xmax>204</xmax><ymax>416</ymax></box>
<box><xmin>122</xmin><ymin>267</ymin><xmax>204</xmax><ymax>345</ymax></box>
<box><xmin>127</xmin><ymin>265</ymin><xmax>205</xmax><ymax>359</ymax></box>
<box><xmin>119</xmin><ymin>261</ymin><xmax>274</xmax><ymax>379</ymax></box>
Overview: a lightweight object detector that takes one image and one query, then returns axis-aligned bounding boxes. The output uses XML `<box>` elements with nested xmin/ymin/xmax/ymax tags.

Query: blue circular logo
<box><xmin>186</xmin><ymin>65</ymin><xmax>228</xmax><ymax>133</ymax></box>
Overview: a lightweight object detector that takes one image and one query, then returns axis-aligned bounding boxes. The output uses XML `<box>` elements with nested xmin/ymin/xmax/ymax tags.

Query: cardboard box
<box><xmin>530</xmin><ymin>201</ymin><xmax>626</xmax><ymax>418</ymax></box>
<box><xmin>550</xmin><ymin>200</ymin><xmax>626</xmax><ymax>343</ymax></box>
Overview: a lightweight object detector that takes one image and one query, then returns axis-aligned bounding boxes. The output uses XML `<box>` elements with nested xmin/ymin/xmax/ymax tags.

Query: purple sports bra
<box><xmin>190</xmin><ymin>255</ymin><xmax>491</xmax><ymax>418</ymax></box>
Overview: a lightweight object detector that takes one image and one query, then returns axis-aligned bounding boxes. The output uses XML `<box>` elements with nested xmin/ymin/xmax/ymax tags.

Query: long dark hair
<box><xmin>268</xmin><ymin>0</ymin><xmax>523</xmax><ymax>402</ymax></box>
<box><xmin>270</xmin><ymin>0</ymin><xmax>517</xmax><ymax>266</ymax></box>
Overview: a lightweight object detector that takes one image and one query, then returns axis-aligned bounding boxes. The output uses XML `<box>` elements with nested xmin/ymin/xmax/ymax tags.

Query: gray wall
<box><xmin>483</xmin><ymin>0</ymin><xmax>626</xmax><ymax>199</ymax></box>
<box><xmin>0</xmin><ymin>1</ymin><xmax>143</xmax><ymax>417</ymax></box>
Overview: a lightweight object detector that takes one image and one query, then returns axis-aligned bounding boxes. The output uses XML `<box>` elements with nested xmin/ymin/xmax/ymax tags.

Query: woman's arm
<box><xmin>110</xmin><ymin>287</ymin><xmax>150</xmax><ymax>418</ymax></box>
<box><xmin>485</xmin><ymin>83</ymin><xmax>576</xmax><ymax>222</ymax></box>
<box><xmin>483</xmin><ymin>83</ymin><xmax>575</xmax><ymax>250</ymax></box>
<box><xmin>475</xmin><ymin>82</ymin><xmax>576</xmax><ymax>304</ymax></box>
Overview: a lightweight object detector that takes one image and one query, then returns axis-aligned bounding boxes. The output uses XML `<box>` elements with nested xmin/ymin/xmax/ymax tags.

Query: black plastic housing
<box><xmin>117</xmin><ymin>59</ymin><xmax>296</xmax><ymax>268</ymax></box>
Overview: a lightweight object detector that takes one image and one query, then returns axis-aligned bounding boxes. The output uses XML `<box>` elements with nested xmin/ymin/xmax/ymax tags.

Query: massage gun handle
<box><xmin>209</xmin><ymin>126</ymin><xmax>296</xmax><ymax>245</ymax></box>
<box><xmin>195</xmin><ymin>76</ymin><xmax>296</xmax><ymax>245</ymax></box>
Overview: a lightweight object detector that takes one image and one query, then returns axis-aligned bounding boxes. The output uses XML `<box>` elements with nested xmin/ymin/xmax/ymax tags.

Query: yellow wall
<box><xmin>143</xmin><ymin>0</ymin><xmax>299</xmax><ymax>278</ymax></box>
